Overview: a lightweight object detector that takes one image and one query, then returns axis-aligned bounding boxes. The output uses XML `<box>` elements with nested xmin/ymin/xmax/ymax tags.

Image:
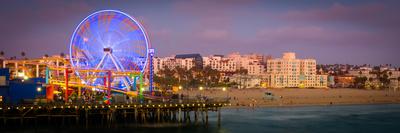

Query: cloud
<box><xmin>280</xmin><ymin>3</ymin><xmax>400</xmax><ymax>30</ymax></box>
<box><xmin>0</xmin><ymin>0</ymin><xmax>93</xmax><ymax>57</ymax></box>
<box><xmin>172</xmin><ymin>0</ymin><xmax>257</xmax><ymax>17</ymax></box>
<box><xmin>253</xmin><ymin>25</ymin><xmax>400</xmax><ymax>48</ymax></box>
<box><xmin>197</xmin><ymin>29</ymin><xmax>230</xmax><ymax>41</ymax></box>
<box><xmin>152</xmin><ymin>28</ymin><xmax>171</xmax><ymax>38</ymax></box>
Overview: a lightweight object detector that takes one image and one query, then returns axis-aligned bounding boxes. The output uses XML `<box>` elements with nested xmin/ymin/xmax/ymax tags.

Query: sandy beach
<box><xmin>178</xmin><ymin>88</ymin><xmax>400</xmax><ymax>107</ymax></box>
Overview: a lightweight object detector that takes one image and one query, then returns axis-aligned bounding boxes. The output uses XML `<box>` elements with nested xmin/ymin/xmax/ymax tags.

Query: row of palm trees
<box><xmin>355</xmin><ymin>69</ymin><xmax>399</xmax><ymax>89</ymax></box>
<box><xmin>0</xmin><ymin>51</ymin><xmax>66</xmax><ymax>59</ymax></box>
<box><xmin>154</xmin><ymin>66</ymin><xmax>221</xmax><ymax>90</ymax></box>
<box><xmin>0</xmin><ymin>51</ymin><xmax>26</xmax><ymax>60</ymax></box>
<box><xmin>154</xmin><ymin>66</ymin><xmax>246</xmax><ymax>90</ymax></box>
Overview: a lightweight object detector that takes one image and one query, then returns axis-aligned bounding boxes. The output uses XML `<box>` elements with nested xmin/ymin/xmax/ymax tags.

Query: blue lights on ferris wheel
<box><xmin>69</xmin><ymin>10</ymin><xmax>149</xmax><ymax>90</ymax></box>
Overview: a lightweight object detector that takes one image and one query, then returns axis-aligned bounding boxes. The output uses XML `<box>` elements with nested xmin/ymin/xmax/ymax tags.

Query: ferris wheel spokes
<box><xmin>108</xmin><ymin>52</ymin><xmax>131</xmax><ymax>89</ymax></box>
<box><xmin>95</xmin><ymin>54</ymin><xmax>107</xmax><ymax>70</ymax></box>
<box><xmin>70</xmin><ymin>10</ymin><xmax>149</xmax><ymax>91</ymax></box>
<box><xmin>88</xmin><ymin>47</ymin><xmax>131</xmax><ymax>90</ymax></box>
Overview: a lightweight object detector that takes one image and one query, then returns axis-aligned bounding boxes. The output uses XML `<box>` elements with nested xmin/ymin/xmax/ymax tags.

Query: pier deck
<box><xmin>0</xmin><ymin>99</ymin><xmax>230</xmax><ymax>128</ymax></box>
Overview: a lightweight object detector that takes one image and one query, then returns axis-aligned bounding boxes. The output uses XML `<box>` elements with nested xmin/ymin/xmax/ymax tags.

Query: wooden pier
<box><xmin>0</xmin><ymin>100</ymin><xmax>230</xmax><ymax>129</ymax></box>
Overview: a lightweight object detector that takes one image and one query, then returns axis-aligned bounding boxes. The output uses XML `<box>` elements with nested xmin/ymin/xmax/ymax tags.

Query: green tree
<box><xmin>379</xmin><ymin>73</ymin><xmax>390</xmax><ymax>89</ymax></box>
<box><xmin>354</xmin><ymin>76</ymin><xmax>367</xmax><ymax>89</ymax></box>
<box><xmin>235</xmin><ymin>67</ymin><xmax>248</xmax><ymax>89</ymax></box>
<box><xmin>202</xmin><ymin>66</ymin><xmax>220</xmax><ymax>87</ymax></box>
<box><xmin>370</xmin><ymin>69</ymin><xmax>391</xmax><ymax>89</ymax></box>
<box><xmin>154</xmin><ymin>67</ymin><xmax>179</xmax><ymax>90</ymax></box>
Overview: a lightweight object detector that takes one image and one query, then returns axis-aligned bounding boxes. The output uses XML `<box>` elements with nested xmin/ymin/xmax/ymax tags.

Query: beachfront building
<box><xmin>202</xmin><ymin>55</ymin><xmax>237</xmax><ymax>72</ymax></box>
<box><xmin>334</xmin><ymin>76</ymin><xmax>355</xmax><ymax>88</ymax></box>
<box><xmin>348</xmin><ymin>67</ymin><xmax>376</xmax><ymax>79</ymax></box>
<box><xmin>202</xmin><ymin>53</ymin><xmax>268</xmax><ymax>75</ymax></box>
<box><xmin>266</xmin><ymin>52</ymin><xmax>328</xmax><ymax>88</ymax></box>
<box><xmin>227</xmin><ymin>52</ymin><xmax>268</xmax><ymax>75</ymax></box>
<box><xmin>229</xmin><ymin>74</ymin><xmax>268</xmax><ymax>89</ymax></box>
<box><xmin>175</xmin><ymin>54</ymin><xmax>203</xmax><ymax>69</ymax></box>
<box><xmin>153</xmin><ymin>55</ymin><xmax>199</xmax><ymax>74</ymax></box>
<box><xmin>245</xmin><ymin>60</ymin><xmax>265</xmax><ymax>75</ymax></box>
<box><xmin>153</xmin><ymin>56</ymin><xmax>172</xmax><ymax>74</ymax></box>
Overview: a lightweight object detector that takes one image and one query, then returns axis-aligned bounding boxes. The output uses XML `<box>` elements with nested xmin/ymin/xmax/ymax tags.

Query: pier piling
<box><xmin>0</xmin><ymin>100</ymin><xmax>229</xmax><ymax>128</ymax></box>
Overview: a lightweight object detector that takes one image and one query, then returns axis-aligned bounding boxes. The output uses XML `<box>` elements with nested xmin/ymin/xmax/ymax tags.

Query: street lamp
<box><xmin>199</xmin><ymin>86</ymin><xmax>204</xmax><ymax>96</ymax></box>
<box><xmin>222</xmin><ymin>87</ymin><xmax>229</xmax><ymax>98</ymax></box>
<box><xmin>179</xmin><ymin>86</ymin><xmax>182</xmax><ymax>90</ymax></box>
<box><xmin>37</xmin><ymin>87</ymin><xmax>42</xmax><ymax>92</ymax></box>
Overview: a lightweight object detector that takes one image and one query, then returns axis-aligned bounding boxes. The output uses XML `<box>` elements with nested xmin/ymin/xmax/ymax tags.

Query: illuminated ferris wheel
<box><xmin>69</xmin><ymin>10</ymin><xmax>149</xmax><ymax>90</ymax></box>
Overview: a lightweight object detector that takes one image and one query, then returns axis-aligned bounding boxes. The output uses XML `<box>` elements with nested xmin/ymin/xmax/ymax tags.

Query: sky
<box><xmin>0</xmin><ymin>0</ymin><xmax>399</xmax><ymax>66</ymax></box>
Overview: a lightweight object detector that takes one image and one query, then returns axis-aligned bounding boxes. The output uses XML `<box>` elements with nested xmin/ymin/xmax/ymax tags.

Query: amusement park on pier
<box><xmin>0</xmin><ymin>10</ymin><xmax>229</xmax><ymax>128</ymax></box>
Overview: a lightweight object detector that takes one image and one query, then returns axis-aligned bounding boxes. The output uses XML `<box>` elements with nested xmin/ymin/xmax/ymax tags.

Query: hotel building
<box><xmin>202</xmin><ymin>55</ymin><xmax>237</xmax><ymax>72</ymax></box>
<box><xmin>267</xmin><ymin>52</ymin><xmax>328</xmax><ymax>88</ymax></box>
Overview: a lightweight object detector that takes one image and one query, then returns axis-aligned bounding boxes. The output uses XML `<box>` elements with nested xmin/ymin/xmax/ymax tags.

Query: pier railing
<box><xmin>0</xmin><ymin>98</ymin><xmax>230</xmax><ymax>128</ymax></box>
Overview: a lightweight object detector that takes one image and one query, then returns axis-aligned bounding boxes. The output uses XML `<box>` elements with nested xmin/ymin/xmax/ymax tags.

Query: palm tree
<box><xmin>368</xmin><ymin>77</ymin><xmax>373</xmax><ymax>82</ymax></box>
<box><xmin>0</xmin><ymin>51</ymin><xmax>4</xmax><ymax>57</ymax></box>
<box><xmin>174</xmin><ymin>66</ymin><xmax>187</xmax><ymax>87</ymax></box>
<box><xmin>397</xmin><ymin>77</ymin><xmax>400</xmax><ymax>91</ymax></box>
<box><xmin>235</xmin><ymin>67</ymin><xmax>248</xmax><ymax>89</ymax></box>
<box><xmin>354</xmin><ymin>76</ymin><xmax>367</xmax><ymax>89</ymax></box>
<box><xmin>21</xmin><ymin>51</ymin><xmax>26</xmax><ymax>59</ymax></box>
<box><xmin>60</xmin><ymin>52</ymin><xmax>65</xmax><ymax>58</ymax></box>
<box><xmin>155</xmin><ymin>67</ymin><xmax>178</xmax><ymax>90</ymax></box>
<box><xmin>44</xmin><ymin>54</ymin><xmax>49</xmax><ymax>58</ymax></box>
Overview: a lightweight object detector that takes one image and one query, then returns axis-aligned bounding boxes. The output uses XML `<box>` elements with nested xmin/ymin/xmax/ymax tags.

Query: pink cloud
<box><xmin>255</xmin><ymin>26</ymin><xmax>386</xmax><ymax>46</ymax></box>
<box><xmin>172</xmin><ymin>0</ymin><xmax>257</xmax><ymax>17</ymax></box>
<box><xmin>152</xmin><ymin>28</ymin><xmax>171</xmax><ymax>38</ymax></box>
<box><xmin>280</xmin><ymin>3</ymin><xmax>400</xmax><ymax>30</ymax></box>
<box><xmin>198</xmin><ymin>29</ymin><xmax>230</xmax><ymax>40</ymax></box>
<box><xmin>283</xmin><ymin>3</ymin><xmax>384</xmax><ymax>20</ymax></box>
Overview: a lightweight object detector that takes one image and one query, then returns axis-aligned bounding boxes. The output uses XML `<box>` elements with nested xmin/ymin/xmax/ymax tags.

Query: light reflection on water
<box><xmin>4</xmin><ymin>104</ymin><xmax>400</xmax><ymax>133</ymax></box>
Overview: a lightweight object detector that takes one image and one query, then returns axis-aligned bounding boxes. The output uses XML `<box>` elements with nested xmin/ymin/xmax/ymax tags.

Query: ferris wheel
<box><xmin>69</xmin><ymin>10</ymin><xmax>149</xmax><ymax>90</ymax></box>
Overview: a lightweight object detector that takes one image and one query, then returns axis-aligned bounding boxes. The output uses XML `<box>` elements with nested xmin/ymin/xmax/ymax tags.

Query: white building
<box><xmin>267</xmin><ymin>52</ymin><xmax>328</xmax><ymax>88</ymax></box>
<box><xmin>229</xmin><ymin>74</ymin><xmax>268</xmax><ymax>89</ymax></box>
<box><xmin>153</xmin><ymin>55</ymin><xmax>197</xmax><ymax>74</ymax></box>
<box><xmin>226</xmin><ymin>52</ymin><xmax>267</xmax><ymax>75</ymax></box>
<box><xmin>202</xmin><ymin>55</ymin><xmax>237</xmax><ymax>72</ymax></box>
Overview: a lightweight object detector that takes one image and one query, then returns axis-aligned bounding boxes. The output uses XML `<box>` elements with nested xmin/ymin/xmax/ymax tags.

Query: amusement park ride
<box><xmin>0</xmin><ymin>10</ymin><xmax>229</xmax><ymax>128</ymax></box>
<box><xmin>0</xmin><ymin>10</ymin><xmax>162</xmax><ymax>104</ymax></box>
<box><xmin>45</xmin><ymin>10</ymin><xmax>156</xmax><ymax>104</ymax></box>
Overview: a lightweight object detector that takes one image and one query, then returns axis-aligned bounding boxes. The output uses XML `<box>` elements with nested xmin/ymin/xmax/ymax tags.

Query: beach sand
<box><xmin>178</xmin><ymin>88</ymin><xmax>400</xmax><ymax>107</ymax></box>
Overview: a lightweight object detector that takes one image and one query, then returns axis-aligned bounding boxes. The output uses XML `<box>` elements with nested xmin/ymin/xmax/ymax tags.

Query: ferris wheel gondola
<box><xmin>69</xmin><ymin>10</ymin><xmax>149</xmax><ymax>90</ymax></box>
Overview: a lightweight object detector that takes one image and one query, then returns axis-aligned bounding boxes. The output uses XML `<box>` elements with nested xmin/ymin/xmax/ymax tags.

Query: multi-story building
<box><xmin>267</xmin><ymin>52</ymin><xmax>328</xmax><ymax>88</ymax></box>
<box><xmin>202</xmin><ymin>55</ymin><xmax>237</xmax><ymax>72</ymax></box>
<box><xmin>243</xmin><ymin>60</ymin><xmax>265</xmax><ymax>75</ymax></box>
<box><xmin>175</xmin><ymin>54</ymin><xmax>203</xmax><ymax>69</ymax></box>
<box><xmin>153</xmin><ymin>54</ymin><xmax>202</xmax><ymax>74</ymax></box>
<box><xmin>226</xmin><ymin>52</ymin><xmax>268</xmax><ymax>75</ymax></box>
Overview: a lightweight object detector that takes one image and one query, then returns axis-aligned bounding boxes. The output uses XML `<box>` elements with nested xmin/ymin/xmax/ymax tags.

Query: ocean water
<box><xmin>5</xmin><ymin>104</ymin><xmax>400</xmax><ymax>133</ymax></box>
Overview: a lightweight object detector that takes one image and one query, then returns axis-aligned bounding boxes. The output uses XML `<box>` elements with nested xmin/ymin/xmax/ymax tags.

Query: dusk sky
<box><xmin>0</xmin><ymin>0</ymin><xmax>399</xmax><ymax>66</ymax></box>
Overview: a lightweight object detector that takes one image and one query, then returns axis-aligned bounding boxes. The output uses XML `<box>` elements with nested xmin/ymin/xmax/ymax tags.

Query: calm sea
<box><xmin>5</xmin><ymin>104</ymin><xmax>400</xmax><ymax>133</ymax></box>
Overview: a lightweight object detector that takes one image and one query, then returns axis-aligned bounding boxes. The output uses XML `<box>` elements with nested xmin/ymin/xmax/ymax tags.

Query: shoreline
<box><xmin>179</xmin><ymin>88</ymin><xmax>400</xmax><ymax>109</ymax></box>
<box><xmin>222</xmin><ymin>101</ymin><xmax>400</xmax><ymax>109</ymax></box>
